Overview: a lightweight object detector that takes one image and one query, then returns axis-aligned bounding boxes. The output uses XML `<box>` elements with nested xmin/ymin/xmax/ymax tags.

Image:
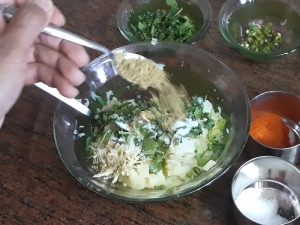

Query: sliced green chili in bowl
<box><xmin>240</xmin><ymin>23</ymin><xmax>283</xmax><ymax>53</ymax></box>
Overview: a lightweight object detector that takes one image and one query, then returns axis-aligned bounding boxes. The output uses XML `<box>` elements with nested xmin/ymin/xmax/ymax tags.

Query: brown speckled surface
<box><xmin>1</xmin><ymin>0</ymin><xmax>300</xmax><ymax>224</ymax></box>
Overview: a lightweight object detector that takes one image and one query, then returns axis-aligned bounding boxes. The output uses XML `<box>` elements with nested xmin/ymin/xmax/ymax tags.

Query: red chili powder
<box><xmin>250</xmin><ymin>111</ymin><xmax>291</xmax><ymax>148</ymax></box>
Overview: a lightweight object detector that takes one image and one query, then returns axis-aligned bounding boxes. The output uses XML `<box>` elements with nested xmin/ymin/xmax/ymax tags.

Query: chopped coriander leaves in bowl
<box><xmin>117</xmin><ymin>0</ymin><xmax>212</xmax><ymax>43</ymax></box>
<box><xmin>219</xmin><ymin>0</ymin><xmax>300</xmax><ymax>60</ymax></box>
<box><xmin>86</xmin><ymin>94</ymin><xmax>228</xmax><ymax>190</ymax></box>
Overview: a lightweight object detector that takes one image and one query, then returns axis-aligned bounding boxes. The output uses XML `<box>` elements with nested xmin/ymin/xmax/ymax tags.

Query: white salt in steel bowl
<box><xmin>232</xmin><ymin>156</ymin><xmax>300</xmax><ymax>225</ymax></box>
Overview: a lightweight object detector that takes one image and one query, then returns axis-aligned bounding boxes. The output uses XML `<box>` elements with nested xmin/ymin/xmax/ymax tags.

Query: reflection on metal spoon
<box><xmin>282</xmin><ymin>118</ymin><xmax>300</xmax><ymax>146</ymax></box>
<box><xmin>35</xmin><ymin>83</ymin><xmax>91</xmax><ymax>116</ymax></box>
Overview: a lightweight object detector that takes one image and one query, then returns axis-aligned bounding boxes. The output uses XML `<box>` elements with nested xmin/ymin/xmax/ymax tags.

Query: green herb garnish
<box><xmin>187</xmin><ymin>166</ymin><xmax>202</xmax><ymax>178</ymax></box>
<box><xmin>85</xmin><ymin>93</ymin><xmax>228</xmax><ymax>190</ymax></box>
<box><xmin>149</xmin><ymin>153</ymin><xmax>165</xmax><ymax>173</ymax></box>
<box><xmin>130</xmin><ymin>0</ymin><xmax>196</xmax><ymax>42</ymax></box>
<box><xmin>154</xmin><ymin>185</ymin><xmax>165</xmax><ymax>190</ymax></box>
<box><xmin>241</xmin><ymin>23</ymin><xmax>283</xmax><ymax>53</ymax></box>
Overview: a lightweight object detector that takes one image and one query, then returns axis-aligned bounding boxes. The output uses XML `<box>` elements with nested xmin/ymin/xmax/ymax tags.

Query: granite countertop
<box><xmin>0</xmin><ymin>0</ymin><xmax>299</xmax><ymax>224</ymax></box>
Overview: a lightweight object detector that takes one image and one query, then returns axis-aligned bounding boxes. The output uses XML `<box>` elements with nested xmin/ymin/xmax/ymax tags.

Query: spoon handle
<box><xmin>35</xmin><ymin>83</ymin><xmax>90</xmax><ymax>116</ymax></box>
<box><xmin>44</xmin><ymin>26</ymin><xmax>110</xmax><ymax>54</ymax></box>
<box><xmin>1</xmin><ymin>5</ymin><xmax>111</xmax><ymax>54</ymax></box>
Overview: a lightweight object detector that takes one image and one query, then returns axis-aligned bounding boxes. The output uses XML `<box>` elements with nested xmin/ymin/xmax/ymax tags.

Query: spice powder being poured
<box><xmin>114</xmin><ymin>53</ymin><xmax>189</xmax><ymax>127</ymax></box>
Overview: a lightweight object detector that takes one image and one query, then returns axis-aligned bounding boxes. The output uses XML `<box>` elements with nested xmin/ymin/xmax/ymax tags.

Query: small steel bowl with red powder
<box><xmin>248</xmin><ymin>91</ymin><xmax>300</xmax><ymax>164</ymax></box>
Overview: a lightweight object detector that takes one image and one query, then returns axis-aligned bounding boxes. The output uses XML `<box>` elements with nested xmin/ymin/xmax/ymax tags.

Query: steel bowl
<box><xmin>53</xmin><ymin>42</ymin><xmax>250</xmax><ymax>202</ymax></box>
<box><xmin>232</xmin><ymin>156</ymin><xmax>300</xmax><ymax>225</ymax></box>
<box><xmin>247</xmin><ymin>91</ymin><xmax>300</xmax><ymax>164</ymax></box>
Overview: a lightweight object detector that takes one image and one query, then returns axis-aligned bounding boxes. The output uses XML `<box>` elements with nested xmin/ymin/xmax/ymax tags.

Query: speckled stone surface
<box><xmin>0</xmin><ymin>0</ymin><xmax>299</xmax><ymax>224</ymax></box>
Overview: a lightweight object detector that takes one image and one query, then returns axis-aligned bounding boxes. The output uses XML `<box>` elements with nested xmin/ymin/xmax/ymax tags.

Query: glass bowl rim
<box><xmin>116</xmin><ymin>0</ymin><xmax>213</xmax><ymax>44</ymax></box>
<box><xmin>53</xmin><ymin>42</ymin><xmax>251</xmax><ymax>202</ymax></box>
<box><xmin>218</xmin><ymin>0</ymin><xmax>300</xmax><ymax>58</ymax></box>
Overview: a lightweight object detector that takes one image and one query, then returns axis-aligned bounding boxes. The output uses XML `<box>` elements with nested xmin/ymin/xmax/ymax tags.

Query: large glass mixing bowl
<box><xmin>53</xmin><ymin>43</ymin><xmax>250</xmax><ymax>202</ymax></box>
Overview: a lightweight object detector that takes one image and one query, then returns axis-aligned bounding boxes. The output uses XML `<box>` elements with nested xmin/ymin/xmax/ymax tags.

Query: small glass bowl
<box><xmin>117</xmin><ymin>0</ymin><xmax>212</xmax><ymax>44</ymax></box>
<box><xmin>219</xmin><ymin>0</ymin><xmax>300</xmax><ymax>61</ymax></box>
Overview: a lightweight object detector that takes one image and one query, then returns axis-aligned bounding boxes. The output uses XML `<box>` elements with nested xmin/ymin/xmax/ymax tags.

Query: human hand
<box><xmin>0</xmin><ymin>0</ymin><xmax>90</xmax><ymax>127</ymax></box>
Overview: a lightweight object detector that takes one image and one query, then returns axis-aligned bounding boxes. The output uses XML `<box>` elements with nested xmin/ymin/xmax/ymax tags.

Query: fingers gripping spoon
<box><xmin>0</xmin><ymin>5</ymin><xmax>146</xmax><ymax>116</ymax></box>
<box><xmin>0</xmin><ymin>5</ymin><xmax>109</xmax><ymax>116</ymax></box>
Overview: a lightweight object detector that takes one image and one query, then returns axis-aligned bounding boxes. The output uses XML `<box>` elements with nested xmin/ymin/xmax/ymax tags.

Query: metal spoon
<box><xmin>1</xmin><ymin>6</ymin><xmax>111</xmax><ymax>55</ymax></box>
<box><xmin>0</xmin><ymin>5</ymin><xmax>114</xmax><ymax>116</ymax></box>
<box><xmin>282</xmin><ymin>118</ymin><xmax>300</xmax><ymax>146</ymax></box>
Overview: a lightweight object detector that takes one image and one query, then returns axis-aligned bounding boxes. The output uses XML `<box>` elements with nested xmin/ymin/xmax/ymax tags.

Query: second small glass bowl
<box><xmin>117</xmin><ymin>0</ymin><xmax>212</xmax><ymax>44</ymax></box>
<box><xmin>219</xmin><ymin>0</ymin><xmax>300</xmax><ymax>61</ymax></box>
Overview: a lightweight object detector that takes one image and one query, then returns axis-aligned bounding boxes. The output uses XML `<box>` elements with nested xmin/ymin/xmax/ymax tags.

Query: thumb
<box><xmin>2</xmin><ymin>0</ymin><xmax>54</xmax><ymax>52</ymax></box>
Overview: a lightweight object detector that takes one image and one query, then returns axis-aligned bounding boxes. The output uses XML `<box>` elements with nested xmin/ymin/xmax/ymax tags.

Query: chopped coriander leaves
<box><xmin>187</xmin><ymin>166</ymin><xmax>202</xmax><ymax>179</ymax></box>
<box><xmin>154</xmin><ymin>185</ymin><xmax>165</xmax><ymax>190</ymax></box>
<box><xmin>130</xmin><ymin>0</ymin><xmax>196</xmax><ymax>43</ymax></box>
<box><xmin>149</xmin><ymin>153</ymin><xmax>165</xmax><ymax>173</ymax></box>
<box><xmin>165</xmin><ymin>0</ymin><xmax>178</xmax><ymax>9</ymax></box>
<box><xmin>86</xmin><ymin>92</ymin><xmax>228</xmax><ymax>190</ymax></box>
<box><xmin>142</xmin><ymin>138</ymin><xmax>160</xmax><ymax>155</ymax></box>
